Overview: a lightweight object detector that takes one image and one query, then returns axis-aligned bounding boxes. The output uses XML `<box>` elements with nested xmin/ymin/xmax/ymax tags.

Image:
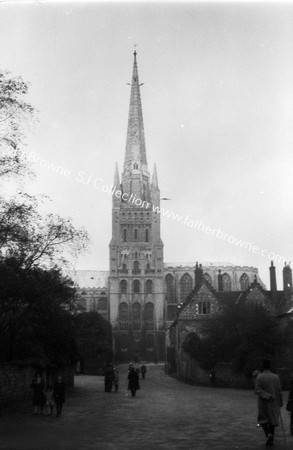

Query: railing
<box><xmin>145</xmin><ymin>321</ymin><xmax>155</xmax><ymax>330</ymax></box>
<box><xmin>132</xmin><ymin>269</ymin><xmax>141</xmax><ymax>274</ymax></box>
<box><xmin>119</xmin><ymin>321</ymin><xmax>129</xmax><ymax>330</ymax></box>
<box><xmin>145</xmin><ymin>269</ymin><xmax>156</xmax><ymax>274</ymax></box>
<box><xmin>118</xmin><ymin>269</ymin><xmax>128</xmax><ymax>274</ymax></box>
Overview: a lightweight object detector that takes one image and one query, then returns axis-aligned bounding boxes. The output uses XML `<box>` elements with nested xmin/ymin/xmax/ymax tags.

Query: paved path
<box><xmin>1</xmin><ymin>364</ymin><xmax>292</xmax><ymax>450</ymax></box>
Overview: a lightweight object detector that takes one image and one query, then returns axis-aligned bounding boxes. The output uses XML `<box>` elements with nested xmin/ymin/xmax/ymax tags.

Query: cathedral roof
<box><xmin>73</xmin><ymin>270</ymin><xmax>109</xmax><ymax>289</ymax></box>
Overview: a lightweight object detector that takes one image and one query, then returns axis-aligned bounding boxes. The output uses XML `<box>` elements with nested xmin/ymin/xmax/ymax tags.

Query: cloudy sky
<box><xmin>1</xmin><ymin>1</ymin><xmax>292</xmax><ymax>288</ymax></box>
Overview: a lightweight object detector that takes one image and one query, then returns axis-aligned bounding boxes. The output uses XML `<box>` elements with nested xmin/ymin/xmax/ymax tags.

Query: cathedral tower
<box><xmin>109</xmin><ymin>51</ymin><xmax>165</xmax><ymax>362</ymax></box>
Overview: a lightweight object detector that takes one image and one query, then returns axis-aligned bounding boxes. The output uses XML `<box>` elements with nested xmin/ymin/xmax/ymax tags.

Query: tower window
<box><xmin>145</xmin><ymin>279</ymin><xmax>153</xmax><ymax>294</ymax></box>
<box><xmin>146</xmin><ymin>229</ymin><xmax>149</xmax><ymax>242</ymax></box>
<box><xmin>133</xmin><ymin>163</ymin><xmax>138</xmax><ymax>169</ymax></box>
<box><xmin>123</xmin><ymin>229</ymin><xmax>127</xmax><ymax>242</ymax></box>
<box><xmin>133</xmin><ymin>279</ymin><xmax>140</xmax><ymax>294</ymax></box>
<box><xmin>135</xmin><ymin>229</ymin><xmax>138</xmax><ymax>241</ymax></box>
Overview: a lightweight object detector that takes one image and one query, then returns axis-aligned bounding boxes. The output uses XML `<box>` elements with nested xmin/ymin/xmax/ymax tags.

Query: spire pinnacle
<box><xmin>113</xmin><ymin>162</ymin><xmax>120</xmax><ymax>186</ymax></box>
<box><xmin>124</xmin><ymin>51</ymin><xmax>147</xmax><ymax>168</ymax></box>
<box><xmin>151</xmin><ymin>163</ymin><xmax>159</xmax><ymax>189</ymax></box>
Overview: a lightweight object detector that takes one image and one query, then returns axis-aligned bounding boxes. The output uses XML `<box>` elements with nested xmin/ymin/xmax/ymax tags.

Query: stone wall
<box><xmin>0</xmin><ymin>363</ymin><xmax>34</xmax><ymax>407</ymax></box>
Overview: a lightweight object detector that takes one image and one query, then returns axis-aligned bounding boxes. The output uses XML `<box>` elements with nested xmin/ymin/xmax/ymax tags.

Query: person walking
<box><xmin>31</xmin><ymin>373</ymin><xmax>45</xmax><ymax>415</ymax></box>
<box><xmin>140</xmin><ymin>363</ymin><xmax>147</xmax><ymax>380</ymax></box>
<box><xmin>113</xmin><ymin>368</ymin><xmax>119</xmax><ymax>393</ymax></box>
<box><xmin>128</xmin><ymin>366</ymin><xmax>140</xmax><ymax>397</ymax></box>
<box><xmin>104</xmin><ymin>364</ymin><xmax>115</xmax><ymax>392</ymax></box>
<box><xmin>53</xmin><ymin>375</ymin><xmax>66</xmax><ymax>417</ymax></box>
<box><xmin>286</xmin><ymin>379</ymin><xmax>293</xmax><ymax>436</ymax></box>
<box><xmin>255</xmin><ymin>359</ymin><xmax>283</xmax><ymax>446</ymax></box>
<box><xmin>45</xmin><ymin>385</ymin><xmax>55</xmax><ymax>416</ymax></box>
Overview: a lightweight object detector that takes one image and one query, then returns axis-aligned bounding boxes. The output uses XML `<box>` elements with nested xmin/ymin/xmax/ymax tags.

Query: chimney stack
<box><xmin>218</xmin><ymin>269</ymin><xmax>223</xmax><ymax>291</ymax></box>
<box><xmin>283</xmin><ymin>262</ymin><xmax>292</xmax><ymax>293</ymax></box>
<box><xmin>269</xmin><ymin>261</ymin><xmax>277</xmax><ymax>291</ymax></box>
<box><xmin>194</xmin><ymin>261</ymin><xmax>203</xmax><ymax>287</ymax></box>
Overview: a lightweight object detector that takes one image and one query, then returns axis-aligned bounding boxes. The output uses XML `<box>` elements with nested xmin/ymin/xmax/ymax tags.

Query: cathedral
<box><xmin>75</xmin><ymin>52</ymin><xmax>265</xmax><ymax>362</ymax></box>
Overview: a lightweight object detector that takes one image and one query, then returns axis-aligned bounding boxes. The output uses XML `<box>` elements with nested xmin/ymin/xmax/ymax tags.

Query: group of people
<box><xmin>103</xmin><ymin>362</ymin><xmax>147</xmax><ymax>397</ymax></box>
<box><xmin>254</xmin><ymin>359</ymin><xmax>293</xmax><ymax>446</ymax></box>
<box><xmin>31</xmin><ymin>374</ymin><xmax>66</xmax><ymax>417</ymax></box>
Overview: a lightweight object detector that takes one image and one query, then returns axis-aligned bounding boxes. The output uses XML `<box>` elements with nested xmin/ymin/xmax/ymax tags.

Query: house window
<box><xmin>198</xmin><ymin>301</ymin><xmax>211</xmax><ymax>315</ymax></box>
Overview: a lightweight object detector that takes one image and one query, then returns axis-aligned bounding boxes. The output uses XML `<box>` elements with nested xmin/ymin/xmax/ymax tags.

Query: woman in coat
<box><xmin>53</xmin><ymin>375</ymin><xmax>66</xmax><ymax>417</ymax></box>
<box><xmin>255</xmin><ymin>360</ymin><xmax>283</xmax><ymax>446</ymax></box>
<box><xmin>31</xmin><ymin>373</ymin><xmax>45</xmax><ymax>415</ymax></box>
<box><xmin>287</xmin><ymin>379</ymin><xmax>293</xmax><ymax>436</ymax></box>
<box><xmin>128</xmin><ymin>367</ymin><xmax>140</xmax><ymax>397</ymax></box>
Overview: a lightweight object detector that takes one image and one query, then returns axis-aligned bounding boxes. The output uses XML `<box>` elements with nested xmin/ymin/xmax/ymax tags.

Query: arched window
<box><xmin>145</xmin><ymin>302</ymin><xmax>154</xmax><ymax>321</ymax></box>
<box><xmin>222</xmin><ymin>273</ymin><xmax>232</xmax><ymax>291</ymax></box>
<box><xmin>132</xmin><ymin>302</ymin><xmax>141</xmax><ymax>321</ymax></box>
<box><xmin>166</xmin><ymin>274</ymin><xmax>174</xmax><ymax>303</ymax></box>
<box><xmin>123</xmin><ymin>229</ymin><xmax>127</xmax><ymax>242</ymax></box>
<box><xmin>180</xmin><ymin>273</ymin><xmax>193</xmax><ymax>301</ymax></box>
<box><xmin>146</xmin><ymin>229</ymin><xmax>149</xmax><ymax>242</ymax></box>
<box><xmin>240</xmin><ymin>273</ymin><xmax>249</xmax><ymax>291</ymax></box>
<box><xmin>134</xmin><ymin>229</ymin><xmax>138</xmax><ymax>241</ymax></box>
<box><xmin>146</xmin><ymin>334</ymin><xmax>154</xmax><ymax>348</ymax></box>
<box><xmin>145</xmin><ymin>279</ymin><xmax>153</xmax><ymax>294</ymax></box>
<box><xmin>203</xmin><ymin>273</ymin><xmax>213</xmax><ymax>286</ymax></box>
<box><xmin>122</xmin><ymin>263</ymin><xmax>127</xmax><ymax>273</ymax></box>
<box><xmin>133</xmin><ymin>261</ymin><xmax>139</xmax><ymax>270</ymax></box>
<box><xmin>133</xmin><ymin>279</ymin><xmax>140</xmax><ymax>294</ymax></box>
<box><xmin>120</xmin><ymin>280</ymin><xmax>127</xmax><ymax>294</ymax></box>
<box><xmin>133</xmin><ymin>163</ymin><xmax>138</xmax><ymax>170</ymax></box>
<box><xmin>119</xmin><ymin>302</ymin><xmax>128</xmax><ymax>321</ymax></box>
<box><xmin>146</xmin><ymin>263</ymin><xmax>150</xmax><ymax>270</ymax></box>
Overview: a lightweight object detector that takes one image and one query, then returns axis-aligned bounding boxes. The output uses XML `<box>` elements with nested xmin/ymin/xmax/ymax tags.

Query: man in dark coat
<box><xmin>31</xmin><ymin>373</ymin><xmax>45</xmax><ymax>415</ymax></box>
<box><xmin>255</xmin><ymin>360</ymin><xmax>283</xmax><ymax>446</ymax></box>
<box><xmin>53</xmin><ymin>375</ymin><xmax>66</xmax><ymax>417</ymax></box>
<box><xmin>104</xmin><ymin>365</ymin><xmax>115</xmax><ymax>392</ymax></box>
<box><xmin>128</xmin><ymin>367</ymin><xmax>140</xmax><ymax>397</ymax></box>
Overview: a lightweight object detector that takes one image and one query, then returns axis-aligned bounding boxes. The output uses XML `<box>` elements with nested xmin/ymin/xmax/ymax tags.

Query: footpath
<box><xmin>0</xmin><ymin>364</ymin><xmax>292</xmax><ymax>450</ymax></box>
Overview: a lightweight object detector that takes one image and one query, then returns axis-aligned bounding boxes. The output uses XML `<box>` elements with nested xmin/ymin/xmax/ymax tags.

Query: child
<box><xmin>46</xmin><ymin>385</ymin><xmax>55</xmax><ymax>416</ymax></box>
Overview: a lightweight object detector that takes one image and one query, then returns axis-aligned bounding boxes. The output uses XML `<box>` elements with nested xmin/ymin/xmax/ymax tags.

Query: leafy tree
<box><xmin>0</xmin><ymin>258</ymin><xmax>79</xmax><ymax>366</ymax></box>
<box><xmin>74</xmin><ymin>312</ymin><xmax>112</xmax><ymax>373</ymax></box>
<box><xmin>182</xmin><ymin>301</ymin><xmax>285</xmax><ymax>375</ymax></box>
<box><xmin>0</xmin><ymin>70</ymin><xmax>36</xmax><ymax>179</ymax></box>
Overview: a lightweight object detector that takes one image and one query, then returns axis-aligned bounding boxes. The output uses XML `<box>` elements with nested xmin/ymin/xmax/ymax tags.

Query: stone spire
<box><xmin>151</xmin><ymin>163</ymin><xmax>159</xmax><ymax>189</ymax></box>
<box><xmin>113</xmin><ymin>162</ymin><xmax>120</xmax><ymax>187</ymax></box>
<box><xmin>124</xmin><ymin>50</ymin><xmax>147</xmax><ymax>170</ymax></box>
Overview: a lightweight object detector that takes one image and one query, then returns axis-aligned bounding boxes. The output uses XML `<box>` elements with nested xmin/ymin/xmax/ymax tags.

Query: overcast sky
<box><xmin>1</xmin><ymin>1</ymin><xmax>293</xmax><ymax>288</ymax></box>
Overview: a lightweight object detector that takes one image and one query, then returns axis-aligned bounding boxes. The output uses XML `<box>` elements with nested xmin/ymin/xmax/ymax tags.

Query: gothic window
<box><xmin>123</xmin><ymin>229</ymin><xmax>127</xmax><ymax>242</ymax></box>
<box><xmin>222</xmin><ymin>273</ymin><xmax>232</xmax><ymax>291</ymax></box>
<box><xmin>145</xmin><ymin>279</ymin><xmax>153</xmax><ymax>294</ymax></box>
<box><xmin>134</xmin><ymin>229</ymin><xmax>138</xmax><ymax>241</ymax></box>
<box><xmin>198</xmin><ymin>301</ymin><xmax>211</xmax><ymax>315</ymax></box>
<box><xmin>120</xmin><ymin>280</ymin><xmax>127</xmax><ymax>294</ymax></box>
<box><xmin>146</xmin><ymin>334</ymin><xmax>154</xmax><ymax>348</ymax></box>
<box><xmin>98</xmin><ymin>298</ymin><xmax>107</xmax><ymax>310</ymax></box>
<box><xmin>120</xmin><ymin>334</ymin><xmax>128</xmax><ymax>349</ymax></box>
<box><xmin>135</xmin><ymin>252</ymin><xmax>138</xmax><ymax>259</ymax></box>
<box><xmin>165</xmin><ymin>274</ymin><xmax>175</xmax><ymax>303</ymax></box>
<box><xmin>133</xmin><ymin>163</ymin><xmax>138</xmax><ymax>169</ymax></box>
<box><xmin>240</xmin><ymin>273</ymin><xmax>249</xmax><ymax>291</ymax></box>
<box><xmin>132</xmin><ymin>302</ymin><xmax>141</xmax><ymax>321</ymax></box>
<box><xmin>101</xmin><ymin>291</ymin><xmax>106</xmax><ymax>296</ymax></box>
<box><xmin>145</xmin><ymin>302</ymin><xmax>154</xmax><ymax>321</ymax></box>
<box><xmin>133</xmin><ymin>279</ymin><xmax>140</xmax><ymax>294</ymax></box>
<box><xmin>133</xmin><ymin>261</ymin><xmax>140</xmax><ymax>270</ymax></box>
<box><xmin>180</xmin><ymin>273</ymin><xmax>193</xmax><ymax>301</ymax></box>
<box><xmin>122</xmin><ymin>263</ymin><xmax>127</xmax><ymax>272</ymax></box>
<box><xmin>203</xmin><ymin>273</ymin><xmax>213</xmax><ymax>286</ymax></box>
<box><xmin>119</xmin><ymin>302</ymin><xmax>128</xmax><ymax>321</ymax></box>
<box><xmin>146</xmin><ymin>229</ymin><xmax>149</xmax><ymax>242</ymax></box>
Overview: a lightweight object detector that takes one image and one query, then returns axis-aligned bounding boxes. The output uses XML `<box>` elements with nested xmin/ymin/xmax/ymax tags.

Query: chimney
<box><xmin>283</xmin><ymin>262</ymin><xmax>292</xmax><ymax>293</ymax></box>
<box><xmin>194</xmin><ymin>261</ymin><xmax>203</xmax><ymax>287</ymax></box>
<box><xmin>218</xmin><ymin>269</ymin><xmax>223</xmax><ymax>291</ymax></box>
<box><xmin>269</xmin><ymin>261</ymin><xmax>277</xmax><ymax>291</ymax></box>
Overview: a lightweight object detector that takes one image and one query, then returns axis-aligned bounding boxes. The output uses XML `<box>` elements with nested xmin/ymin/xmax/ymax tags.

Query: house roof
<box><xmin>72</xmin><ymin>270</ymin><xmax>109</xmax><ymax>289</ymax></box>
